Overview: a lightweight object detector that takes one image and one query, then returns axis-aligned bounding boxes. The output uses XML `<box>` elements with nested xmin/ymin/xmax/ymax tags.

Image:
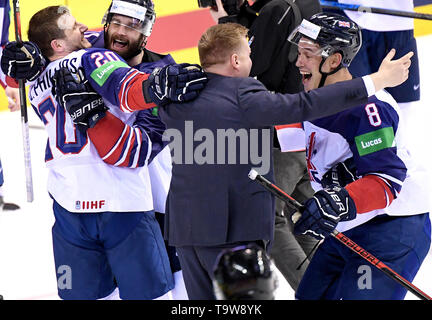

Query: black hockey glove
<box><xmin>144</xmin><ymin>63</ymin><xmax>208</xmax><ymax>106</ymax></box>
<box><xmin>53</xmin><ymin>67</ymin><xmax>108</xmax><ymax>129</ymax></box>
<box><xmin>321</xmin><ymin>158</ymin><xmax>359</xmax><ymax>188</ymax></box>
<box><xmin>1</xmin><ymin>41</ymin><xmax>46</xmax><ymax>81</ymax></box>
<box><xmin>293</xmin><ymin>186</ymin><xmax>357</xmax><ymax>240</ymax></box>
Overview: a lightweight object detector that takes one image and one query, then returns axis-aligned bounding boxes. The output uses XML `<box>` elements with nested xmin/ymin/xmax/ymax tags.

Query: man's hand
<box><xmin>370</xmin><ymin>49</ymin><xmax>413</xmax><ymax>92</ymax></box>
<box><xmin>144</xmin><ymin>63</ymin><xmax>208</xmax><ymax>106</ymax></box>
<box><xmin>209</xmin><ymin>0</ymin><xmax>228</xmax><ymax>22</ymax></box>
<box><xmin>293</xmin><ymin>186</ymin><xmax>357</xmax><ymax>240</ymax></box>
<box><xmin>1</xmin><ymin>41</ymin><xmax>45</xmax><ymax>81</ymax></box>
<box><xmin>53</xmin><ymin>67</ymin><xmax>107</xmax><ymax>129</ymax></box>
<box><xmin>5</xmin><ymin>86</ymin><xmax>20</xmax><ymax>112</ymax></box>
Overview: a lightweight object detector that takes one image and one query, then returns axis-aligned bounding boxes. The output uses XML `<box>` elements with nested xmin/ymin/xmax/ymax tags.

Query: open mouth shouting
<box><xmin>300</xmin><ymin>70</ymin><xmax>314</xmax><ymax>90</ymax></box>
<box><xmin>111</xmin><ymin>38</ymin><xmax>129</xmax><ymax>51</ymax></box>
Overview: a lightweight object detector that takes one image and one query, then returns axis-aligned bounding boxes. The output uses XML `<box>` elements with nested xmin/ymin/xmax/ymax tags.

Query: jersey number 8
<box><xmin>365</xmin><ymin>103</ymin><xmax>382</xmax><ymax>127</ymax></box>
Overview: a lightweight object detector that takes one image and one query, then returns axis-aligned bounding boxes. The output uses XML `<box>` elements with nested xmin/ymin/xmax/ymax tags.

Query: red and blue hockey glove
<box><xmin>53</xmin><ymin>67</ymin><xmax>108</xmax><ymax>129</ymax></box>
<box><xmin>293</xmin><ymin>186</ymin><xmax>357</xmax><ymax>240</ymax></box>
<box><xmin>1</xmin><ymin>41</ymin><xmax>45</xmax><ymax>81</ymax></box>
<box><xmin>144</xmin><ymin>63</ymin><xmax>208</xmax><ymax>106</ymax></box>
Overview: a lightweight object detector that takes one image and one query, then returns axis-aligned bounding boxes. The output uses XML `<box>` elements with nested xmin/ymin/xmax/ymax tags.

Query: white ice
<box><xmin>0</xmin><ymin>35</ymin><xmax>431</xmax><ymax>300</ymax></box>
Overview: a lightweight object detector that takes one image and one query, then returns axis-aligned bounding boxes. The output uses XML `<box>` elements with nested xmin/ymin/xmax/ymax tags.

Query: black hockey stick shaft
<box><xmin>248</xmin><ymin>169</ymin><xmax>432</xmax><ymax>300</ymax></box>
<box><xmin>12</xmin><ymin>0</ymin><xmax>34</xmax><ymax>202</ymax></box>
<box><xmin>320</xmin><ymin>0</ymin><xmax>432</xmax><ymax>21</ymax></box>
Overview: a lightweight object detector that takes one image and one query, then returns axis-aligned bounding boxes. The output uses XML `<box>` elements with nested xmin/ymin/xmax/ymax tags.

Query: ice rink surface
<box><xmin>0</xmin><ymin>35</ymin><xmax>431</xmax><ymax>301</ymax></box>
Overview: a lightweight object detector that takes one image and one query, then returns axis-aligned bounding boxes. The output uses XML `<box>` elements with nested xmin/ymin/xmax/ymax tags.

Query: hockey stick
<box><xmin>320</xmin><ymin>0</ymin><xmax>432</xmax><ymax>21</ymax></box>
<box><xmin>12</xmin><ymin>0</ymin><xmax>34</xmax><ymax>202</ymax></box>
<box><xmin>248</xmin><ymin>169</ymin><xmax>432</xmax><ymax>301</ymax></box>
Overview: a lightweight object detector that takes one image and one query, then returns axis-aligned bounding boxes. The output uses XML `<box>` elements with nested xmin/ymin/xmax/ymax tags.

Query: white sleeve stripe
<box><xmin>370</xmin><ymin>173</ymin><xmax>403</xmax><ymax>187</ymax></box>
<box><xmin>366</xmin><ymin>173</ymin><xmax>393</xmax><ymax>188</ymax></box>
<box><xmin>385</xmin><ymin>191</ymin><xmax>390</xmax><ymax>207</ymax></box>
<box><xmin>115</xmin><ymin>127</ymin><xmax>134</xmax><ymax>166</ymax></box>
<box><xmin>124</xmin><ymin>82</ymin><xmax>133</xmax><ymax>113</ymax></box>
<box><xmin>101</xmin><ymin>125</ymin><xmax>128</xmax><ymax>160</ymax></box>
<box><xmin>119</xmin><ymin>69</ymin><xmax>141</xmax><ymax>113</ymax></box>
<box><xmin>130</xmin><ymin>127</ymin><xmax>142</xmax><ymax>168</ymax></box>
<box><xmin>119</xmin><ymin>69</ymin><xmax>137</xmax><ymax>112</ymax></box>
<box><xmin>143</xmin><ymin>129</ymin><xmax>152</xmax><ymax>166</ymax></box>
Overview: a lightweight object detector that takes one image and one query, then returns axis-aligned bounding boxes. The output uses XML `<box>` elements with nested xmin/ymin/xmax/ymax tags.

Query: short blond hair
<box><xmin>198</xmin><ymin>23</ymin><xmax>249</xmax><ymax>69</ymax></box>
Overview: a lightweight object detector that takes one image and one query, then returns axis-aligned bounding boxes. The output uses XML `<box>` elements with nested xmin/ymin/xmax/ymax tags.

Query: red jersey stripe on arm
<box><xmin>88</xmin><ymin>112</ymin><xmax>129</xmax><ymax>164</ymax></box>
<box><xmin>119</xmin><ymin>70</ymin><xmax>156</xmax><ymax>112</ymax></box>
<box><xmin>345</xmin><ymin>175</ymin><xmax>395</xmax><ymax>214</ymax></box>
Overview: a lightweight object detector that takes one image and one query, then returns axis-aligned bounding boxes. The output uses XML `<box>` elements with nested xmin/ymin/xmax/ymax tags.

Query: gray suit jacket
<box><xmin>159</xmin><ymin>73</ymin><xmax>368</xmax><ymax>247</ymax></box>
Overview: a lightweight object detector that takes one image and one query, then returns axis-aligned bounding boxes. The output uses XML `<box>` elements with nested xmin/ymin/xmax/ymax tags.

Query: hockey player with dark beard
<box><xmin>87</xmin><ymin>0</ymin><xmax>188</xmax><ymax>299</ymax></box>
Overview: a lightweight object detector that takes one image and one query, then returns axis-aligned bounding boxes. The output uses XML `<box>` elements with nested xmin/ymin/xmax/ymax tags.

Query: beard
<box><xmin>104</xmin><ymin>29</ymin><xmax>146</xmax><ymax>61</ymax></box>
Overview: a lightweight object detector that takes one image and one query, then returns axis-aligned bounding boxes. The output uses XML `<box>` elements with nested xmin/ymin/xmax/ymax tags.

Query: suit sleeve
<box><xmin>238</xmin><ymin>77</ymin><xmax>368</xmax><ymax>127</ymax></box>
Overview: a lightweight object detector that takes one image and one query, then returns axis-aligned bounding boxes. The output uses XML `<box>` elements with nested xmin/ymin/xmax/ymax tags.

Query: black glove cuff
<box><xmin>142</xmin><ymin>75</ymin><xmax>155</xmax><ymax>104</ymax></box>
<box><xmin>87</xmin><ymin>109</ymin><xmax>107</xmax><ymax>128</ymax></box>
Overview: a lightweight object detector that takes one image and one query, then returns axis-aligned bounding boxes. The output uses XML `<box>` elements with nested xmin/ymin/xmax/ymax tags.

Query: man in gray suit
<box><xmin>159</xmin><ymin>22</ymin><xmax>413</xmax><ymax>299</ymax></box>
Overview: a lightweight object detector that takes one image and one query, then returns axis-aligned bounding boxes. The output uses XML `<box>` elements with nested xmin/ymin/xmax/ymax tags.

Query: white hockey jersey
<box><xmin>29</xmin><ymin>49</ymin><xmax>155</xmax><ymax>213</ymax></box>
<box><xmin>304</xmin><ymin>89</ymin><xmax>429</xmax><ymax>232</ymax></box>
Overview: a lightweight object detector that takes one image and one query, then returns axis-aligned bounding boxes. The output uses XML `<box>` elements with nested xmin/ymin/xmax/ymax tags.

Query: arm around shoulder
<box><xmin>238</xmin><ymin>77</ymin><xmax>369</xmax><ymax>127</ymax></box>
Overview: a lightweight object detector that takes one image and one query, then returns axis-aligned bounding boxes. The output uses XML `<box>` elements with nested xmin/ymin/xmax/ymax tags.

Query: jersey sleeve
<box><xmin>81</xmin><ymin>48</ymin><xmax>156</xmax><ymax>113</ymax></box>
<box><xmin>87</xmin><ymin>108</ymin><xmax>168</xmax><ymax>167</ymax></box>
<box><xmin>345</xmin><ymin>174</ymin><xmax>395</xmax><ymax>214</ymax></box>
<box><xmin>87</xmin><ymin>111</ymin><xmax>152</xmax><ymax>168</ymax></box>
<box><xmin>344</xmin><ymin>99</ymin><xmax>407</xmax><ymax>196</ymax></box>
<box><xmin>334</xmin><ymin>98</ymin><xmax>407</xmax><ymax>212</ymax></box>
<box><xmin>134</xmin><ymin>109</ymin><xmax>169</xmax><ymax>164</ymax></box>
